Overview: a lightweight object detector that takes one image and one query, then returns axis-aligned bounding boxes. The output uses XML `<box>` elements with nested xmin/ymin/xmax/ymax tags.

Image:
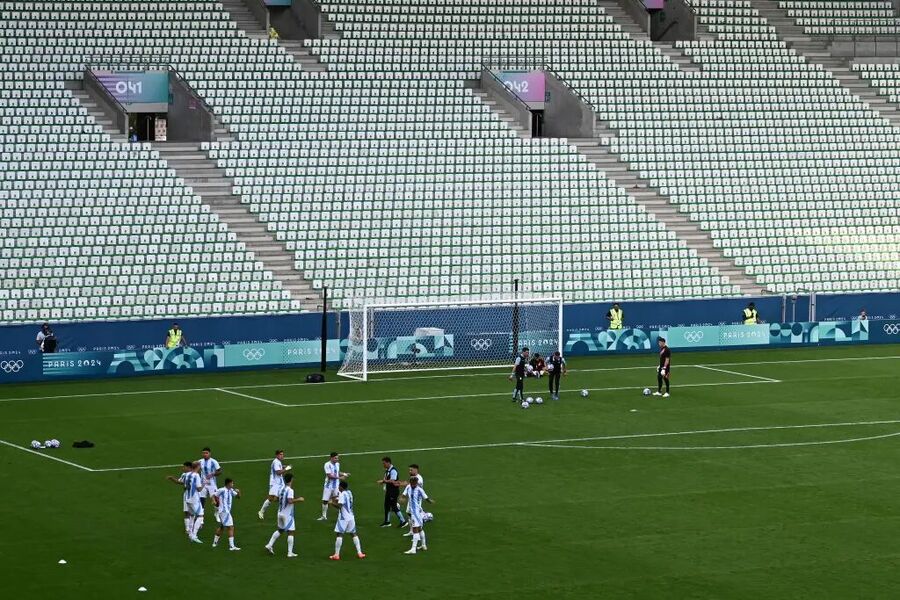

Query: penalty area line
<box><xmin>0</xmin><ymin>439</ymin><xmax>95</xmax><ymax>472</ymax></box>
<box><xmin>694</xmin><ymin>365</ymin><xmax>781</xmax><ymax>383</ymax></box>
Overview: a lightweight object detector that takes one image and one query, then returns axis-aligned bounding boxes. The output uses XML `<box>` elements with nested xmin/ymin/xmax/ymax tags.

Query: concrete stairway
<box><xmin>278</xmin><ymin>39</ymin><xmax>329</xmax><ymax>72</ymax></box>
<box><xmin>569</xmin><ymin>125</ymin><xmax>765</xmax><ymax>295</ymax></box>
<box><xmin>220</xmin><ymin>0</ymin><xmax>268</xmax><ymax>38</ymax></box>
<box><xmin>595</xmin><ymin>0</ymin><xmax>703</xmax><ymax>72</ymax></box>
<box><xmin>71</xmin><ymin>89</ymin><xmax>129</xmax><ymax>142</ymax></box>
<box><xmin>152</xmin><ymin>142</ymin><xmax>322</xmax><ymax>311</ymax></box>
<box><xmin>471</xmin><ymin>89</ymin><xmax>531</xmax><ymax>137</ymax></box>
<box><xmin>750</xmin><ymin>0</ymin><xmax>900</xmax><ymax>127</ymax></box>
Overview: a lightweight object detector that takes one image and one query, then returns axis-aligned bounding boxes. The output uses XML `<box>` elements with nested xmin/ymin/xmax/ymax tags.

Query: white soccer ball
<box><xmin>535</xmin><ymin>397</ymin><xmax>543</xmax><ymax>405</ymax></box>
<box><xmin>581</xmin><ymin>389</ymin><xmax>589</xmax><ymax>397</ymax></box>
<box><xmin>643</xmin><ymin>388</ymin><xmax>652</xmax><ymax>396</ymax></box>
<box><xmin>44</xmin><ymin>440</ymin><xmax>53</xmax><ymax>448</ymax></box>
<box><xmin>520</xmin><ymin>401</ymin><xmax>530</xmax><ymax>409</ymax></box>
<box><xmin>50</xmin><ymin>439</ymin><xmax>60</xmax><ymax>448</ymax></box>
<box><xmin>525</xmin><ymin>396</ymin><xmax>533</xmax><ymax>404</ymax></box>
<box><xmin>546</xmin><ymin>363</ymin><xmax>554</xmax><ymax>372</ymax></box>
<box><xmin>423</xmin><ymin>512</ymin><xmax>434</xmax><ymax>522</ymax></box>
<box><xmin>30</xmin><ymin>440</ymin><xmax>41</xmax><ymax>449</ymax></box>
<box><xmin>526</xmin><ymin>364</ymin><xmax>534</xmax><ymax>373</ymax></box>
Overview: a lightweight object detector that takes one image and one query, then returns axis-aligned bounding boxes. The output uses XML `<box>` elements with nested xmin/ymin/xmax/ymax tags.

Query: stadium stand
<box><xmin>4</xmin><ymin>0</ymin><xmax>900</xmax><ymax>324</ymax></box>
<box><xmin>778</xmin><ymin>0</ymin><xmax>900</xmax><ymax>37</ymax></box>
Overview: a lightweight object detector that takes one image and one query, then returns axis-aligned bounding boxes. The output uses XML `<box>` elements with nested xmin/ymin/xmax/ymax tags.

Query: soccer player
<box><xmin>400</xmin><ymin>476</ymin><xmax>434</xmax><ymax>554</ymax></box>
<box><xmin>528</xmin><ymin>353</ymin><xmax>546</xmax><ymax>378</ymax></box>
<box><xmin>198</xmin><ymin>446</ymin><xmax>222</xmax><ymax>520</ymax></box>
<box><xmin>329</xmin><ymin>480</ymin><xmax>366</xmax><ymax>560</ymax></box>
<box><xmin>401</xmin><ymin>464</ymin><xmax>426</xmax><ymax>539</ymax></box>
<box><xmin>258</xmin><ymin>449</ymin><xmax>290</xmax><ymax>520</ymax></box>
<box><xmin>167</xmin><ymin>461</ymin><xmax>205</xmax><ymax>543</ymax></box>
<box><xmin>547</xmin><ymin>351</ymin><xmax>567</xmax><ymax>401</ymax></box>
<box><xmin>212</xmin><ymin>478</ymin><xmax>241</xmax><ymax>551</ymax></box>
<box><xmin>378</xmin><ymin>456</ymin><xmax>406</xmax><ymax>527</ymax></box>
<box><xmin>508</xmin><ymin>346</ymin><xmax>530</xmax><ymax>402</ymax></box>
<box><xmin>654</xmin><ymin>337</ymin><xmax>671</xmax><ymax>398</ymax></box>
<box><xmin>319</xmin><ymin>452</ymin><xmax>349</xmax><ymax>521</ymax></box>
<box><xmin>265</xmin><ymin>473</ymin><xmax>304</xmax><ymax>558</ymax></box>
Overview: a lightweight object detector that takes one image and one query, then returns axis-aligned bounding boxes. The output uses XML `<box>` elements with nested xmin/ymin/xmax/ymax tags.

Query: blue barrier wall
<box><xmin>1</xmin><ymin>292</ymin><xmax>896</xmax><ymax>384</ymax></box>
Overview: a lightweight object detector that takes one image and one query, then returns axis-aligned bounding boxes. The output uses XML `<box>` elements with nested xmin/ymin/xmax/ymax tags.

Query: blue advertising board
<box><xmin>1</xmin><ymin>292</ymin><xmax>897</xmax><ymax>385</ymax></box>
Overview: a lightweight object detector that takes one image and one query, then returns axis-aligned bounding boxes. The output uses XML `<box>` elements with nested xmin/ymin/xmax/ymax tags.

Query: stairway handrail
<box><xmin>479</xmin><ymin>64</ymin><xmax>535</xmax><ymax>116</ymax></box>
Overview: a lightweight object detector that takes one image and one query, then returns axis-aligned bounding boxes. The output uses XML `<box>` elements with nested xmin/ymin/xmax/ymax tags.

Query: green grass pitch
<box><xmin>2</xmin><ymin>345</ymin><xmax>900</xmax><ymax>598</ymax></box>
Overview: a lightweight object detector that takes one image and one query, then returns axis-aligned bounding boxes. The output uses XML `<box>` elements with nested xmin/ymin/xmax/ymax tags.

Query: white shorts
<box><xmin>199</xmin><ymin>483</ymin><xmax>216</xmax><ymax>499</ymax></box>
<box><xmin>322</xmin><ymin>486</ymin><xmax>338</xmax><ymax>502</ymax></box>
<box><xmin>218</xmin><ymin>511</ymin><xmax>234</xmax><ymax>527</ymax></box>
<box><xmin>408</xmin><ymin>512</ymin><xmax>424</xmax><ymax>528</ymax></box>
<box><xmin>277</xmin><ymin>513</ymin><xmax>295</xmax><ymax>532</ymax></box>
<box><xmin>184</xmin><ymin>499</ymin><xmax>203</xmax><ymax>517</ymax></box>
<box><xmin>268</xmin><ymin>483</ymin><xmax>284</xmax><ymax>497</ymax></box>
<box><xmin>334</xmin><ymin>517</ymin><xmax>356</xmax><ymax>535</ymax></box>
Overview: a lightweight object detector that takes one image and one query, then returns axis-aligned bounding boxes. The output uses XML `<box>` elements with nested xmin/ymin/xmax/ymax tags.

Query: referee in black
<box><xmin>654</xmin><ymin>337</ymin><xmax>671</xmax><ymax>397</ymax></box>
<box><xmin>377</xmin><ymin>456</ymin><xmax>406</xmax><ymax>527</ymax></box>
<box><xmin>508</xmin><ymin>346</ymin><xmax>530</xmax><ymax>403</ymax></box>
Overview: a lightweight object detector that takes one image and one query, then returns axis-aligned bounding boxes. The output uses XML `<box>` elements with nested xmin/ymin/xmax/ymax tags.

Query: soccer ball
<box><xmin>520</xmin><ymin>401</ymin><xmax>530</xmax><ymax>409</ymax></box>
<box><xmin>50</xmin><ymin>439</ymin><xmax>60</xmax><ymax>448</ymax></box>
<box><xmin>525</xmin><ymin>396</ymin><xmax>533</xmax><ymax>404</ymax></box>
<box><xmin>526</xmin><ymin>364</ymin><xmax>534</xmax><ymax>373</ymax></box>
<box><xmin>44</xmin><ymin>440</ymin><xmax>53</xmax><ymax>448</ymax></box>
<box><xmin>30</xmin><ymin>440</ymin><xmax>41</xmax><ymax>449</ymax></box>
<box><xmin>643</xmin><ymin>388</ymin><xmax>652</xmax><ymax>396</ymax></box>
<box><xmin>535</xmin><ymin>397</ymin><xmax>544</xmax><ymax>405</ymax></box>
<box><xmin>546</xmin><ymin>363</ymin><xmax>554</xmax><ymax>372</ymax></box>
<box><xmin>423</xmin><ymin>512</ymin><xmax>435</xmax><ymax>522</ymax></box>
<box><xmin>581</xmin><ymin>389</ymin><xmax>589</xmax><ymax>397</ymax></box>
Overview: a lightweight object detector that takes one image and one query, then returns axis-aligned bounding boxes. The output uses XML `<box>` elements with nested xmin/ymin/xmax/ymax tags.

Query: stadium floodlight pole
<box><xmin>320</xmin><ymin>286</ymin><xmax>328</xmax><ymax>373</ymax></box>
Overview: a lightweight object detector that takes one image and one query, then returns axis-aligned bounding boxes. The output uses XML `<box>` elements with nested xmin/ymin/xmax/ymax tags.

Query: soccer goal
<box><xmin>338</xmin><ymin>296</ymin><xmax>563</xmax><ymax>381</ymax></box>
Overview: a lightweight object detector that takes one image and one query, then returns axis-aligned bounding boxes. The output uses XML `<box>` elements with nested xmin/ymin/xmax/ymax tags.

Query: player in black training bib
<box><xmin>654</xmin><ymin>337</ymin><xmax>671</xmax><ymax>397</ymax></box>
<box><xmin>509</xmin><ymin>347</ymin><xmax>530</xmax><ymax>403</ymax></box>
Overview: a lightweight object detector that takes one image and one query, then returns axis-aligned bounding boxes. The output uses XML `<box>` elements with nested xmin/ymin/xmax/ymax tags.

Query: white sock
<box><xmin>260</xmin><ymin>499</ymin><xmax>270</xmax><ymax>514</ymax></box>
<box><xmin>410</xmin><ymin>533</ymin><xmax>419</xmax><ymax>552</ymax></box>
<box><xmin>334</xmin><ymin>536</ymin><xmax>343</xmax><ymax>556</ymax></box>
<box><xmin>267</xmin><ymin>530</ymin><xmax>281</xmax><ymax>547</ymax></box>
<box><xmin>419</xmin><ymin>530</ymin><xmax>427</xmax><ymax>547</ymax></box>
<box><xmin>213</xmin><ymin>535</ymin><xmax>220</xmax><ymax>546</ymax></box>
<box><xmin>191</xmin><ymin>517</ymin><xmax>204</xmax><ymax>538</ymax></box>
<box><xmin>287</xmin><ymin>535</ymin><xmax>294</xmax><ymax>554</ymax></box>
<box><xmin>229</xmin><ymin>536</ymin><xmax>235</xmax><ymax>549</ymax></box>
<box><xmin>321</xmin><ymin>504</ymin><xmax>328</xmax><ymax>518</ymax></box>
<box><xmin>184</xmin><ymin>517</ymin><xmax>191</xmax><ymax>533</ymax></box>
<box><xmin>353</xmin><ymin>535</ymin><xmax>362</xmax><ymax>554</ymax></box>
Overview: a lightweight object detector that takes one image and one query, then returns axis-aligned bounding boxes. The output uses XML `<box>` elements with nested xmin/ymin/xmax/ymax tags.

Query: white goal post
<box><xmin>338</xmin><ymin>296</ymin><xmax>564</xmax><ymax>381</ymax></box>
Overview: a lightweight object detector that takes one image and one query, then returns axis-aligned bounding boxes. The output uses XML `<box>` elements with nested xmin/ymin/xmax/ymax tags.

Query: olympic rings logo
<box><xmin>883</xmin><ymin>324</ymin><xmax>900</xmax><ymax>335</ymax></box>
<box><xmin>242</xmin><ymin>348</ymin><xmax>266</xmax><ymax>361</ymax></box>
<box><xmin>0</xmin><ymin>360</ymin><xmax>24</xmax><ymax>373</ymax></box>
<box><xmin>469</xmin><ymin>339</ymin><xmax>493</xmax><ymax>351</ymax></box>
<box><xmin>683</xmin><ymin>331</ymin><xmax>705</xmax><ymax>343</ymax></box>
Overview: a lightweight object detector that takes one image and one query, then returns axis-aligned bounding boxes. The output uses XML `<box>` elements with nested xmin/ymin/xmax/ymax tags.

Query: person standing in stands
<box><xmin>606</xmin><ymin>303</ymin><xmax>624</xmax><ymax>330</ymax></box>
<box><xmin>165</xmin><ymin>322</ymin><xmax>187</xmax><ymax>350</ymax></box>
<box><xmin>742</xmin><ymin>302</ymin><xmax>759</xmax><ymax>325</ymax></box>
<box><xmin>36</xmin><ymin>322</ymin><xmax>57</xmax><ymax>353</ymax></box>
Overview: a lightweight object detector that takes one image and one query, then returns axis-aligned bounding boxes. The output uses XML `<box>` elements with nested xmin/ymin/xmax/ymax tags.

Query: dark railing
<box><xmin>82</xmin><ymin>67</ymin><xmax>129</xmax><ymax>135</ymax></box>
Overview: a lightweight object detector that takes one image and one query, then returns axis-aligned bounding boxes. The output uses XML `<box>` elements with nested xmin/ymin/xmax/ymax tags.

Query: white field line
<box><xmin>0</xmin><ymin>439</ymin><xmax>94</xmax><ymax>471</ymax></box>
<box><xmin>523</xmin><ymin>431</ymin><xmax>900</xmax><ymax>451</ymax></box>
<box><xmin>88</xmin><ymin>418</ymin><xmax>900</xmax><ymax>473</ymax></box>
<box><xmin>215</xmin><ymin>387</ymin><xmax>289</xmax><ymax>407</ymax></box>
<box><xmin>226</xmin><ymin>379</ymin><xmax>777</xmax><ymax>409</ymax></box>
<box><xmin>694</xmin><ymin>365</ymin><xmax>781</xmax><ymax>383</ymax></box>
<box><xmin>1</xmin><ymin>354</ymin><xmax>898</xmax><ymax>404</ymax></box>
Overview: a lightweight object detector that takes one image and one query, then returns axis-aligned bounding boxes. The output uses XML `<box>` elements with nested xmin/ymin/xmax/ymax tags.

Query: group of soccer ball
<box><xmin>520</xmin><ymin>389</ymin><xmax>591</xmax><ymax>409</ymax></box>
<box><xmin>31</xmin><ymin>439</ymin><xmax>61</xmax><ymax>449</ymax></box>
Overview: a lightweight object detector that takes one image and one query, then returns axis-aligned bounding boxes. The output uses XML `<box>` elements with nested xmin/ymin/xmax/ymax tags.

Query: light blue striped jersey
<box><xmin>337</xmin><ymin>490</ymin><xmax>354</xmax><ymax>521</ymax></box>
<box><xmin>200</xmin><ymin>457</ymin><xmax>220</xmax><ymax>488</ymax></box>
<box><xmin>324</xmin><ymin>461</ymin><xmax>340</xmax><ymax>490</ymax></box>
<box><xmin>183</xmin><ymin>472</ymin><xmax>202</xmax><ymax>501</ymax></box>
<box><xmin>215</xmin><ymin>487</ymin><xmax>238</xmax><ymax>513</ymax></box>
<box><xmin>403</xmin><ymin>484</ymin><xmax>429</xmax><ymax>516</ymax></box>
<box><xmin>278</xmin><ymin>486</ymin><xmax>295</xmax><ymax>518</ymax></box>
<box><xmin>269</xmin><ymin>458</ymin><xmax>284</xmax><ymax>487</ymax></box>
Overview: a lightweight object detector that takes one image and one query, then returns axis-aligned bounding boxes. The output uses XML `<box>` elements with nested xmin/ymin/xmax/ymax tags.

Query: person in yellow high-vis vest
<box><xmin>742</xmin><ymin>303</ymin><xmax>759</xmax><ymax>325</ymax></box>
<box><xmin>606</xmin><ymin>303</ymin><xmax>624</xmax><ymax>330</ymax></box>
<box><xmin>165</xmin><ymin>322</ymin><xmax>186</xmax><ymax>349</ymax></box>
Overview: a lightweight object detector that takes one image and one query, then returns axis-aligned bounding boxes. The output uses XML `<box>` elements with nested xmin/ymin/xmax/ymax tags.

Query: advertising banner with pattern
<box><xmin>92</xmin><ymin>70</ymin><xmax>169</xmax><ymax>105</ymax></box>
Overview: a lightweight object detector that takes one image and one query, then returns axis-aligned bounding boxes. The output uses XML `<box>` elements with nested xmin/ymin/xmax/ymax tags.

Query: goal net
<box><xmin>338</xmin><ymin>296</ymin><xmax>563</xmax><ymax>381</ymax></box>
